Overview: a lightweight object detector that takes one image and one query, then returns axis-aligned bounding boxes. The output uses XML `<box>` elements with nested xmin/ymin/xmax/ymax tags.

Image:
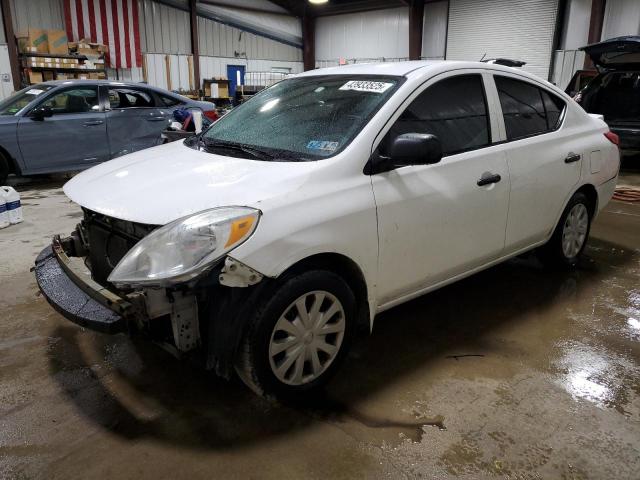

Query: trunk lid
<box><xmin>581</xmin><ymin>36</ymin><xmax>640</xmax><ymax>70</ymax></box>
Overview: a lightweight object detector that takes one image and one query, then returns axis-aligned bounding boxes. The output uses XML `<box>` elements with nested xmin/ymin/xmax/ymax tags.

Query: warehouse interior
<box><xmin>1</xmin><ymin>0</ymin><xmax>640</xmax><ymax>479</ymax></box>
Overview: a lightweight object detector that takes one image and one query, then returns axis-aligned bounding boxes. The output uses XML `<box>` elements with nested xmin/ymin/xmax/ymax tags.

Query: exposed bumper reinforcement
<box><xmin>34</xmin><ymin>239</ymin><xmax>132</xmax><ymax>334</ymax></box>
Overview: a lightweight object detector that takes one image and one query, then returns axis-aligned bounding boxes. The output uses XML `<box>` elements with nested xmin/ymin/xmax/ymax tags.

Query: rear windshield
<box><xmin>0</xmin><ymin>85</ymin><xmax>54</xmax><ymax>116</ymax></box>
<box><xmin>198</xmin><ymin>75</ymin><xmax>402</xmax><ymax>161</ymax></box>
<box><xmin>583</xmin><ymin>72</ymin><xmax>640</xmax><ymax>123</ymax></box>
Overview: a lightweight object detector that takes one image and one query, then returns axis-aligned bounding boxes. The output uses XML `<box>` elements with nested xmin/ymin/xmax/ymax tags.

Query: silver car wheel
<box><xmin>562</xmin><ymin>203</ymin><xmax>589</xmax><ymax>259</ymax></box>
<box><xmin>268</xmin><ymin>290</ymin><xmax>346</xmax><ymax>386</ymax></box>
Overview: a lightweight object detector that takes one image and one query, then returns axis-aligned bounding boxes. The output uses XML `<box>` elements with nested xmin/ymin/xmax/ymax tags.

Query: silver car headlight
<box><xmin>107</xmin><ymin>207</ymin><xmax>260</xmax><ymax>288</ymax></box>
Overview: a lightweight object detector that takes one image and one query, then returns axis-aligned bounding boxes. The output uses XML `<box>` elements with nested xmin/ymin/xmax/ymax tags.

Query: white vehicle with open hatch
<box><xmin>35</xmin><ymin>61</ymin><xmax>620</xmax><ymax>399</ymax></box>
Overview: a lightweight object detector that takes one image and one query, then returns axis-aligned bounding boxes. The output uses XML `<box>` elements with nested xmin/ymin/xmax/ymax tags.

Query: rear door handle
<box><xmin>147</xmin><ymin>117</ymin><xmax>167</xmax><ymax>122</ymax></box>
<box><xmin>564</xmin><ymin>152</ymin><xmax>581</xmax><ymax>163</ymax></box>
<box><xmin>83</xmin><ymin>120</ymin><xmax>104</xmax><ymax>126</ymax></box>
<box><xmin>477</xmin><ymin>173</ymin><xmax>502</xmax><ymax>186</ymax></box>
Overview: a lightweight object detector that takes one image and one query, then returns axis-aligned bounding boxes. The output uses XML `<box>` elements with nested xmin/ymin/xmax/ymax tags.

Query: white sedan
<box><xmin>35</xmin><ymin>61</ymin><xmax>620</xmax><ymax>399</ymax></box>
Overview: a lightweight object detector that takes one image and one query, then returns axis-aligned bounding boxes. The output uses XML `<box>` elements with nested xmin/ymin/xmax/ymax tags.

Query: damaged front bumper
<box><xmin>34</xmin><ymin>235</ymin><xmax>269</xmax><ymax>379</ymax></box>
<box><xmin>34</xmin><ymin>237</ymin><xmax>139</xmax><ymax>334</ymax></box>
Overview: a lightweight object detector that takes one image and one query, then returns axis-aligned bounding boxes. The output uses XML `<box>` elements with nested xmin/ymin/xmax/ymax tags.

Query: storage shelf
<box><xmin>19</xmin><ymin>52</ymin><xmax>89</xmax><ymax>60</ymax></box>
<box><xmin>26</xmin><ymin>67</ymin><xmax>106</xmax><ymax>73</ymax></box>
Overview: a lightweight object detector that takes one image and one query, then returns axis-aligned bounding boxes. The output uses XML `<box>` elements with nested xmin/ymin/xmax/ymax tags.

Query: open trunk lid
<box><xmin>581</xmin><ymin>36</ymin><xmax>640</xmax><ymax>70</ymax></box>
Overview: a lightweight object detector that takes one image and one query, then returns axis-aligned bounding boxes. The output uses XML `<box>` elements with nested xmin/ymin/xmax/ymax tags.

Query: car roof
<box><xmin>295</xmin><ymin>60</ymin><xmax>548</xmax><ymax>81</ymax></box>
<box><xmin>34</xmin><ymin>79</ymin><xmax>178</xmax><ymax>94</ymax></box>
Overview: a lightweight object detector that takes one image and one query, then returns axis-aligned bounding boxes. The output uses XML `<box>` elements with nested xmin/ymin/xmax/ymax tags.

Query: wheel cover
<box><xmin>268</xmin><ymin>290</ymin><xmax>346</xmax><ymax>386</ymax></box>
<box><xmin>562</xmin><ymin>203</ymin><xmax>589</xmax><ymax>259</ymax></box>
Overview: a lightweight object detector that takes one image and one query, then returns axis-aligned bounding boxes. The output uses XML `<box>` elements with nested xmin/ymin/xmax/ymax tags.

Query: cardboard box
<box><xmin>77</xmin><ymin>74</ymin><xmax>89</xmax><ymax>80</ymax></box>
<box><xmin>17</xmin><ymin>29</ymin><xmax>48</xmax><ymax>53</ymax></box>
<box><xmin>28</xmin><ymin>71</ymin><xmax>44</xmax><ymax>84</ymax></box>
<box><xmin>47</xmin><ymin>29</ymin><xmax>69</xmax><ymax>55</ymax></box>
<box><xmin>56</xmin><ymin>73</ymin><xmax>69</xmax><ymax>80</ymax></box>
<box><xmin>43</xmin><ymin>71</ymin><xmax>55</xmax><ymax>81</ymax></box>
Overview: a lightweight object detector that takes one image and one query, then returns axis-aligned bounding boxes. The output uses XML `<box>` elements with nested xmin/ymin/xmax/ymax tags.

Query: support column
<box><xmin>189</xmin><ymin>0</ymin><xmax>201</xmax><ymax>92</ymax></box>
<box><xmin>1</xmin><ymin>0</ymin><xmax>20</xmax><ymax>90</ymax></box>
<box><xmin>584</xmin><ymin>0</ymin><xmax>606</xmax><ymax>69</ymax></box>
<box><xmin>409</xmin><ymin>0</ymin><xmax>424</xmax><ymax>60</ymax></box>
<box><xmin>302</xmin><ymin>14</ymin><xmax>315</xmax><ymax>71</ymax></box>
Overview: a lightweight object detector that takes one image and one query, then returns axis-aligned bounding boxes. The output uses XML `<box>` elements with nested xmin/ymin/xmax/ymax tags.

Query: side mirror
<box><xmin>368</xmin><ymin>133</ymin><xmax>442</xmax><ymax>174</ymax></box>
<box><xmin>29</xmin><ymin>105</ymin><xmax>53</xmax><ymax>121</ymax></box>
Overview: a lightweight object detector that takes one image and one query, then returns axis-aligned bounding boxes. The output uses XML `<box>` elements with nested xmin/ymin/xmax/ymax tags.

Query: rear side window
<box><xmin>159</xmin><ymin>94</ymin><xmax>183</xmax><ymax>107</ymax></box>
<box><xmin>108</xmin><ymin>88</ymin><xmax>155</xmax><ymax>109</ymax></box>
<box><xmin>382</xmin><ymin>74</ymin><xmax>490</xmax><ymax>156</ymax></box>
<box><xmin>495</xmin><ymin>76</ymin><xmax>565</xmax><ymax>140</ymax></box>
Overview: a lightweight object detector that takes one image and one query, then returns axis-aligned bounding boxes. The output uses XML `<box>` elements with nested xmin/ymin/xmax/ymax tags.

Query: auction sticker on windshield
<box><xmin>339</xmin><ymin>81</ymin><xmax>393</xmax><ymax>93</ymax></box>
<box><xmin>307</xmin><ymin>140</ymin><xmax>339</xmax><ymax>152</ymax></box>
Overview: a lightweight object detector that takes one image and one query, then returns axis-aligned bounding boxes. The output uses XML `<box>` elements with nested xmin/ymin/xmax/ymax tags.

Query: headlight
<box><xmin>108</xmin><ymin>207</ymin><xmax>260</xmax><ymax>287</ymax></box>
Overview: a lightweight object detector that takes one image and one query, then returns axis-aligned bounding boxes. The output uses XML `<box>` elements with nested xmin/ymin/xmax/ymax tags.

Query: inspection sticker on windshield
<box><xmin>339</xmin><ymin>80</ymin><xmax>393</xmax><ymax>93</ymax></box>
<box><xmin>307</xmin><ymin>140</ymin><xmax>339</xmax><ymax>152</ymax></box>
<box><xmin>25</xmin><ymin>89</ymin><xmax>44</xmax><ymax>95</ymax></box>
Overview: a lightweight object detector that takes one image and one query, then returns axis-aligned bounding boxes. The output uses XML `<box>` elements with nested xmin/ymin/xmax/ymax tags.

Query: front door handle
<box><xmin>83</xmin><ymin>120</ymin><xmax>104</xmax><ymax>126</ymax></box>
<box><xmin>147</xmin><ymin>116</ymin><xmax>167</xmax><ymax>122</ymax></box>
<box><xmin>477</xmin><ymin>173</ymin><xmax>502</xmax><ymax>187</ymax></box>
<box><xmin>564</xmin><ymin>152</ymin><xmax>581</xmax><ymax>163</ymax></box>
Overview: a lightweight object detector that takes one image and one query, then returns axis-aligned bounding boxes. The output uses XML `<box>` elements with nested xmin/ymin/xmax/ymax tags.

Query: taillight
<box><xmin>204</xmin><ymin>110</ymin><xmax>219</xmax><ymax>122</ymax></box>
<box><xmin>604</xmin><ymin>131</ymin><xmax>620</xmax><ymax>146</ymax></box>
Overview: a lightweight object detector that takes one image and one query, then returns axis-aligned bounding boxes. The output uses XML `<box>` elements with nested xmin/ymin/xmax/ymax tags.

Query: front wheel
<box><xmin>539</xmin><ymin>192</ymin><xmax>592</xmax><ymax>267</ymax></box>
<box><xmin>236</xmin><ymin>270</ymin><xmax>356</xmax><ymax>400</ymax></box>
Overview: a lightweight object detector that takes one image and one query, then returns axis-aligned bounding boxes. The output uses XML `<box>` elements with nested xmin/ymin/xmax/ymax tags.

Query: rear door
<box><xmin>104</xmin><ymin>85</ymin><xmax>170</xmax><ymax>157</ymax></box>
<box><xmin>371</xmin><ymin>71</ymin><xmax>510</xmax><ymax>304</ymax></box>
<box><xmin>491</xmin><ymin>74</ymin><xmax>582</xmax><ymax>251</ymax></box>
<box><xmin>17</xmin><ymin>85</ymin><xmax>108</xmax><ymax>171</ymax></box>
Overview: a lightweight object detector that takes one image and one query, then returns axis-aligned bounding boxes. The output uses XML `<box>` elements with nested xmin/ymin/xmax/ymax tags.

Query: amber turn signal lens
<box><xmin>225</xmin><ymin>216</ymin><xmax>256</xmax><ymax>247</ymax></box>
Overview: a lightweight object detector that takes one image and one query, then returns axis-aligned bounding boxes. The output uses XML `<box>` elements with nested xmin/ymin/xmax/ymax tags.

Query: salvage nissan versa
<box><xmin>35</xmin><ymin>61</ymin><xmax>620</xmax><ymax>399</ymax></box>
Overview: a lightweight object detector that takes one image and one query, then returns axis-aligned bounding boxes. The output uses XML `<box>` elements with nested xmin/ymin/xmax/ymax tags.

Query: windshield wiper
<box><xmin>202</xmin><ymin>139</ymin><xmax>275</xmax><ymax>161</ymax></box>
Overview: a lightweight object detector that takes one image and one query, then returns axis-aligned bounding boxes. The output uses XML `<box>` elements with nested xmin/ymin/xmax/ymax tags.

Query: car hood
<box><xmin>64</xmin><ymin>140</ymin><xmax>318</xmax><ymax>225</ymax></box>
<box><xmin>581</xmin><ymin>36</ymin><xmax>640</xmax><ymax>70</ymax></box>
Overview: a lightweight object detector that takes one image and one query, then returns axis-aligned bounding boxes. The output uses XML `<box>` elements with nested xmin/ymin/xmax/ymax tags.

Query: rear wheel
<box><xmin>0</xmin><ymin>153</ymin><xmax>9</xmax><ymax>184</ymax></box>
<box><xmin>539</xmin><ymin>192</ymin><xmax>592</xmax><ymax>267</ymax></box>
<box><xmin>236</xmin><ymin>270</ymin><xmax>356</xmax><ymax>400</ymax></box>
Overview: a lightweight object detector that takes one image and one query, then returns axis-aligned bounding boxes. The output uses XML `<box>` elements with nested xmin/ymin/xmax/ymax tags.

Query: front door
<box><xmin>227</xmin><ymin>64</ymin><xmax>246</xmax><ymax>100</ymax></box>
<box><xmin>104</xmin><ymin>85</ymin><xmax>169</xmax><ymax>157</ymax></box>
<box><xmin>371</xmin><ymin>73</ymin><xmax>510</xmax><ymax>305</ymax></box>
<box><xmin>17</xmin><ymin>86</ymin><xmax>108</xmax><ymax>172</ymax></box>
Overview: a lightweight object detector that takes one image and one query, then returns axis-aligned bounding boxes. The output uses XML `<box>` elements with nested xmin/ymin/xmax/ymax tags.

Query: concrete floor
<box><xmin>1</xmin><ymin>175</ymin><xmax>639</xmax><ymax>479</ymax></box>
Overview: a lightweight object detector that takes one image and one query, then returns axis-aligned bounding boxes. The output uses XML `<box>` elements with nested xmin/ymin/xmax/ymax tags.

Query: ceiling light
<box><xmin>309</xmin><ymin>0</ymin><xmax>329</xmax><ymax>4</ymax></box>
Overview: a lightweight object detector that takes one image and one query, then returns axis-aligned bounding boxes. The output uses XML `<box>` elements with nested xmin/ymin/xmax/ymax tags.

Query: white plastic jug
<box><xmin>1</xmin><ymin>186</ymin><xmax>23</xmax><ymax>224</ymax></box>
<box><xmin>192</xmin><ymin>109</ymin><xmax>203</xmax><ymax>134</ymax></box>
<box><xmin>0</xmin><ymin>189</ymin><xmax>9</xmax><ymax>229</ymax></box>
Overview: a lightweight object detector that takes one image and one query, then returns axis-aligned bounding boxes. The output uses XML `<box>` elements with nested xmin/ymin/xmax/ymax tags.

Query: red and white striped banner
<box><xmin>63</xmin><ymin>0</ymin><xmax>142</xmax><ymax>69</ymax></box>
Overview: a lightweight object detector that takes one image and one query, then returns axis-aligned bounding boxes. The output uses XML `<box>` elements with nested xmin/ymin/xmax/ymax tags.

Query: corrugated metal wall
<box><xmin>199</xmin><ymin>55</ymin><xmax>302</xmax><ymax>81</ymax></box>
<box><xmin>602</xmin><ymin>0</ymin><xmax>640</xmax><ymax>38</ymax></box>
<box><xmin>422</xmin><ymin>1</ymin><xmax>447</xmax><ymax>60</ymax></box>
<box><xmin>559</xmin><ymin>0</ymin><xmax>592</xmax><ymax>50</ymax></box>
<box><xmin>198</xmin><ymin>16</ymin><xmax>301</xmax><ymax>61</ymax></box>
<box><xmin>11</xmin><ymin>0</ymin><xmax>65</xmax><ymax>33</ymax></box>
<box><xmin>315</xmin><ymin>7</ymin><xmax>409</xmax><ymax>63</ymax></box>
<box><xmin>139</xmin><ymin>0</ymin><xmax>191</xmax><ymax>54</ymax></box>
<box><xmin>446</xmin><ymin>0</ymin><xmax>560</xmax><ymax>80</ymax></box>
<box><xmin>551</xmin><ymin>49</ymin><xmax>585</xmax><ymax>89</ymax></box>
<box><xmin>0</xmin><ymin>4</ymin><xmax>5</xmax><ymax>43</ymax></box>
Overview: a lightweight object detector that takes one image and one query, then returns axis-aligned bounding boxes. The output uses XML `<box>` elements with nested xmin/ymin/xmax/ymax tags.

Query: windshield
<box><xmin>198</xmin><ymin>75</ymin><xmax>402</xmax><ymax>160</ymax></box>
<box><xmin>0</xmin><ymin>85</ymin><xmax>55</xmax><ymax>116</ymax></box>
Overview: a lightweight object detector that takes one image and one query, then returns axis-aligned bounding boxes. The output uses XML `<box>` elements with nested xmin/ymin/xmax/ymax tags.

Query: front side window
<box><xmin>199</xmin><ymin>75</ymin><xmax>402</xmax><ymax>161</ymax></box>
<box><xmin>41</xmin><ymin>87</ymin><xmax>99</xmax><ymax>114</ymax></box>
<box><xmin>108</xmin><ymin>88</ymin><xmax>155</xmax><ymax>109</ymax></box>
<box><xmin>380</xmin><ymin>74</ymin><xmax>490</xmax><ymax>157</ymax></box>
<box><xmin>495</xmin><ymin>76</ymin><xmax>565</xmax><ymax>140</ymax></box>
<box><xmin>0</xmin><ymin>85</ymin><xmax>55</xmax><ymax>116</ymax></box>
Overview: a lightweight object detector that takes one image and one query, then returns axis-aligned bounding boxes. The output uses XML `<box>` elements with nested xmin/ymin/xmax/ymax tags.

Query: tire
<box><xmin>235</xmin><ymin>270</ymin><xmax>356</xmax><ymax>400</ymax></box>
<box><xmin>0</xmin><ymin>154</ymin><xmax>9</xmax><ymax>184</ymax></box>
<box><xmin>539</xmin><ymin>192</ymin><xmax>592</xmax><ymax>268</ymax></box>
